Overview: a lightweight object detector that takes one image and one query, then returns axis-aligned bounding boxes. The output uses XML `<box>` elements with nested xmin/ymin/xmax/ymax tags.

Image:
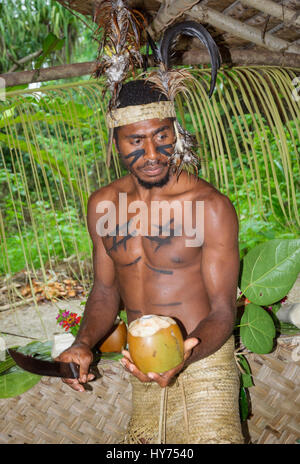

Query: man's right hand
<box><xmin>55</xmin><ymin>342</ymin><xmax>95</xmax><ymax>392</ymax></box>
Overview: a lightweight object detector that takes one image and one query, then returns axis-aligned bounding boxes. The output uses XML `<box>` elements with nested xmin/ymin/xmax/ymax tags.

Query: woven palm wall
<box><xmin>0</xmin><ymin>67</ymin><xmax>299</xmax><ymax>317</ymax></box>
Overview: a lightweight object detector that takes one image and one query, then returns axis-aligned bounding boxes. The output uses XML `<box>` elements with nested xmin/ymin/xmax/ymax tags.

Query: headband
<box><xmin>106</xmin><ymin>101</ymin><xmax>176</xmax><ymax>128</ymax></box>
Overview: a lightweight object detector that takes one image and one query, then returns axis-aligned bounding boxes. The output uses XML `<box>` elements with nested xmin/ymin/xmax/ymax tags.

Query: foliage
<box><xmin>0</xmin><ymin>0</ymin><xmax>95</xmax><ymax>73</ymax></box>
<box><xmin>1</xmin><ymin>86</ymin><xmax>299</xmax><ymax>277</ymax></box>
<box><xmin>239</xmin><ymin>303</ymin><xmax>276</xmax><ymax>354</ymax></box>
<box><xmin>236</xmin><ymin>238</ymin><xmax>300</xmax><ymax>419</ymax></box>
<box><xmin>0</xmin><ymin>200</ymin><xmax>90</xmax><ymax>274</ymax></box>
<box><xmin>237</xmin><ymin>238</ymin><xmax>300</xmax><ymax>353</ymax></box>
<box><xmin>240</xmin><ymin>239</ymin><xmax>300</xmax><ymax>305</ymax></box>
<box><xmin>0</xmin><ymin>340</ymin><xmax>53</xmax><ymax>398</ymax></box>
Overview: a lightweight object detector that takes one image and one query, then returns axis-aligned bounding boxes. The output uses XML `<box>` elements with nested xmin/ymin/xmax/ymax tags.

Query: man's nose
<box><xmin>143</xmin><ymin>139</ymin><xmax>159</xmax><ymax>161</ymax></box>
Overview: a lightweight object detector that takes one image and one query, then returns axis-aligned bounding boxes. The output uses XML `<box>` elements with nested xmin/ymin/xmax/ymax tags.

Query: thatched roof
<box><xmin>57</xmin><ymin>0</ymin><xmax>300</xmax><ymax>66</ymax></box>
<box><xmin>2</xmin><ymin>0</ymin><xmax>299</xmax><ymax>87</ymax></box>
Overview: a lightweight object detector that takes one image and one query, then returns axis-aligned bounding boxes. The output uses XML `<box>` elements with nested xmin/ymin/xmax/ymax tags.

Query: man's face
<box><xmin>114</xmin><ymin>118</ymin><xmax>175</xmax><ymax>189</ymax></box>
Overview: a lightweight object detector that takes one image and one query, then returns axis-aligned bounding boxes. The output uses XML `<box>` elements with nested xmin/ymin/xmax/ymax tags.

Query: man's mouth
<box><xmin>143</xmin><ymin>165</ymin><xmax>163</xmax><ymax>176</ymax></box>
<box><xmin>142</xmin><ymin>164</ymin><xmax>167</xmax><ymax>176</ymax></box>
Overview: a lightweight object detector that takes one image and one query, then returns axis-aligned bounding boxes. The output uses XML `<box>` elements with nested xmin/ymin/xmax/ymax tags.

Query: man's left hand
<box><xmin>121</xmin><ymin>337</ymin><xmax>199</xmax><ymax>388</ymax></box>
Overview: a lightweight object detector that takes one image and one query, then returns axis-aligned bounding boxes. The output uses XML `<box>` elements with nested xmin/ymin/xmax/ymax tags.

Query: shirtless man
<box><xmin>56</xmin><ymin>81</ymin><xmax>242</xmax><ymax>443</ymax></box>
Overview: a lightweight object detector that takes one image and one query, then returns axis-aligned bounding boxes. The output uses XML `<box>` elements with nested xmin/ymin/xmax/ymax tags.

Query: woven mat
<box><xmin>0</xmin><ymin>360</ymin><xmax>132</xmax><ymax>444</ymax></box>
<box><xmin>245</xmin><ymin>335</ymin><xmax>300</xmax><ymax>444</ymax></box>
<box><xmin>1</xmin><ymin>336</ymin><xmax>299</xmax><ymax>444</ymax></box>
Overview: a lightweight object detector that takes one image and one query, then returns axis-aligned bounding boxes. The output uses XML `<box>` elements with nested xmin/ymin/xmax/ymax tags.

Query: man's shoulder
<box><xmin>87</xmin><ymin>176</ymin><xmax>131</xmax><ymax>206</ymax></box>
<box><xmin>193</xmin><ymin>178</ymin><xmax>237</xmax><ymax>219</ymax></box>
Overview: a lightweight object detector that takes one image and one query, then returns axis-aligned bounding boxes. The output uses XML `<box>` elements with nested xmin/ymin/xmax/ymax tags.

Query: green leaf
<box><xmin>18</xmin><ymin>340</ymin><xmax>53</xmax><ymax>359</ymax></box>
<box><xmin>35</xmin><ymin>32</ymin><xmax>65</xmax><ymax>68</ymax></box>
<box><xmin>239</xmin><ymin>386</ymin><xmax>249</xmax><ymax>422</ymax></box>
<box><xmin>240</xmin><ymin>303</ymin><xmax>276</xmax><ymax>353</ymax></box>
<box><xmin>119</xmin><ymin>309</ymin><xmax>127</xmax><ymax>325</ymax></box>
<box><xmin>0</xmin><ymin>370</ymin><xmax>41</xmax><ymax>398</ymax></box>
<box><xmin>0</xmin><ymin>341</ymin><xmax>53</xmax><ymax>397</ymax></box>
<box><xmin>241</xmin><ymin>239</ymin><xmax>300</xmax><ymax>305</ymax></box>
<box><xmin>279</xmin><ymin>322</ymin><xmax>300</xmax><ymax>335</ymax></box>
<box><xmin>237</xmin><ymin>354</ymin><xmax>253</xmax><ymax>388</ymax></box>
<box><xmin>100</xmin><ymin>352</ymin><xmax>123</xmax><ymax>361</ymax></box>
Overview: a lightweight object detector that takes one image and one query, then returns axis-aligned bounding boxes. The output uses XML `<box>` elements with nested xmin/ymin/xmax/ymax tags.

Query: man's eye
<box><xmin>157</xmin><ymin>134</ymin><xmax>167</xmax><ymax>141</ymax></box>
<box><xmin>133</xmin><ymin>138</ymin><xmax>141</xmax><ymax>144</ymax></box>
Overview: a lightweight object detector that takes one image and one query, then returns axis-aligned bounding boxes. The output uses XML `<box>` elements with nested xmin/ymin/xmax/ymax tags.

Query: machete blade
<box><xmin>8</xmin><ymin>349</ymin><xmax>80</xmax><ymax>379</ymax></box>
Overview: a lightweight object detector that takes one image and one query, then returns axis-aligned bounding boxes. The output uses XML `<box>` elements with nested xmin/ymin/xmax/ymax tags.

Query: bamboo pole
<box><xmin>2</xmin><ymin>51</ymin><xmax>300</xmax><ymax>88</ymax></box>
<box><xmin>8</xmin><ymin>50</ymin><xmax>43</xmax><ymax>73</ymax></box>
<box><xmin>240</xmin><ymin>0</ymin><xmax>300</xmax><ymax>28</ymax></box>
<box><xmin>149</xmin><ymin>1</ymin><xmax>300</xmax><ymax>54</ymax></box>
<box><xmin>182</xmin><ymin>49</ymin><xmax>300</xmax><ymax>67</ymax></box>
<box><xmin>0</xmin><ymin>61</ymin><xmax>95</xmax><ymax>88</ymax></box>
<box><xmin>187</xmin><ymin>5</ymin><xmax>300</xmax><ymax>54</ymax></box>
<box><xmin>147</xmin><ymin>0</ymin><xmax>202</xmax><ymax>38</ymax></box>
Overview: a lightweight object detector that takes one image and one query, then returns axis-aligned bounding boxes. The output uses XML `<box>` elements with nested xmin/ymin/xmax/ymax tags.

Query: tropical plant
<box><xmin>0</xmin><ymin>0</ymin><xmax>96</xmax><ymax>74</ymax></box>
<box><xmin>235</xmin><ymin>238</ymin><xmax>300</xmax><ymax>420</ymax></box>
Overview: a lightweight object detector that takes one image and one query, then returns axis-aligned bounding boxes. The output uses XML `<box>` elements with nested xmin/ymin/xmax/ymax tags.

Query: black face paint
<box><xmin>124</xmin><ymin>149</ymin><xmax>145</xmax><ymax>167</ymax></box>
<box><xmin>156</xmin><ymin>144</ymin><xmax>173</xmax><ymax>157</ymax></box>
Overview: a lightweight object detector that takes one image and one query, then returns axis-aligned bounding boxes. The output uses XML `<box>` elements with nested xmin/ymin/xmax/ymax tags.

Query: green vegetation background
<box><xmin>0</xmin><ymin>0</ymin><xmax>299</xmax><ymax>279</ymax></box>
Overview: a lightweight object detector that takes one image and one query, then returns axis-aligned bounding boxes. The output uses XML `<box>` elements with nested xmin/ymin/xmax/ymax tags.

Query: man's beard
<box><xmin>133</xmin><ymin>167</ymin><xmax>170</xmax><ymax>189</ymax></box>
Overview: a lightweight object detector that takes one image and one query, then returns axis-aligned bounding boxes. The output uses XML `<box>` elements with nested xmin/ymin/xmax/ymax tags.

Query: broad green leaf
<box><xmin>0</xmin><ymin>370</ymin><xmax>41</xmax><ymax>398</ymax></box>
<box><xmin>19</xmin><ymin>340</ymin><xmax>53</xmax><ymax>358</ymax></box>
<box><xmin>0</xmin><ymin>341</ymin><xmax>52</xmax><ymax>397</ymax></box>
<box><xmin>241</xmin><ymin>239</ymin><xmax>300</xmax><ymax>305</ymax></box>
<box><xmin>240</xmin><ymin>303</ymin><xmax>276</xmax><ymax>354</ymax></box>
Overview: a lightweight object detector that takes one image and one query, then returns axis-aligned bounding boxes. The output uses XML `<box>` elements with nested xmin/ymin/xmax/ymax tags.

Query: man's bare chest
<box><xmin>100</xmin><ymin>204</ymin><xmax>204</xmax><ymax>269</ymax></box>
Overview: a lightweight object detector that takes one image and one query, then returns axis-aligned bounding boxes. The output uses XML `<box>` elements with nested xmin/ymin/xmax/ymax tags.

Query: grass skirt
<box><xmin>124</xmin><ymin>336</ymin><xmax>244</xmax><ymax>444</ymax></box>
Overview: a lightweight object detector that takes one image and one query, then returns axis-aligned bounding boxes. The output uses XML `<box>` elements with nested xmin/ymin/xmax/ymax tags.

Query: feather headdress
<box><xmin>92</xmin><ymin>0</ymin><xmax>147</xmax><ymax>108</ymax></box>
<box><xmin>93</xmin><ymin>6</ymin><xmax>221</xmax><ymax>172</ymax></box>
<box><xmin>146</xmin><ymin>21</ymin><xmax>221</xmax><ymax>175</ymax></box>
<box><xmin>92</xmin><ymin>0</ymin><xmax>148</xmax><ymax>166</ymax></box>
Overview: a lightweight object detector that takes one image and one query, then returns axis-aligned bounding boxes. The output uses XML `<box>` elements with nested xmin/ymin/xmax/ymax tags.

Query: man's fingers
<box><xmin>121</xmin><ymin>349</ymin><xmax>133</xmax><ymax>363</ymax></box>
<box><xmin>62</xmin><ymin>378</ymin><xmax>85</xmax><ymax>392</ymax></box>
<box><xmin>121</xmin><ymin>356</ymin><xmax>150</xmax><ymax>382</ymax></box>
<box><xmin>183</xmin><ymin>337</ymin><xmax>199</xmax><ymax>360</ymax></box>
<box><xmin>62</xmin><ymin>371</ymin><xmax>95</xmax><ymax>391</ymax></box>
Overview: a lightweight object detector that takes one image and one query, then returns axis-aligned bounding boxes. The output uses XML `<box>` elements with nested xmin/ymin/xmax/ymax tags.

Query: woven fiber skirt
<box><xmin>124</xmin><ymin>336</ymin><xmax>244</xmax><ymax>444</ymax></box>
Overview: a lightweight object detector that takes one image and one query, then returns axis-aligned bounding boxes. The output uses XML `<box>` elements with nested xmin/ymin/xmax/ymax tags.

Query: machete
<box><xmin>8</xmin><ymin>349</ymin><xmax>80</xmax><ymax>378</ymax></box>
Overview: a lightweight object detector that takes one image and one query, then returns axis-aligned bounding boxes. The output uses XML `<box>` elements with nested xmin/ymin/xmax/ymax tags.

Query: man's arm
<box><xmin>185</xmin><ymin>193</ymin><xmax>240</xmax><ymax>365</ymax></box>
<box><xmin>75</xmin><ymin>190</ymin><xmax>120</xmax><ymax>348</ymax></box>
<box><xmin>56</xmin><ymin>189</ymin><xmax>120</xmax><ymax>391</ymax></box>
